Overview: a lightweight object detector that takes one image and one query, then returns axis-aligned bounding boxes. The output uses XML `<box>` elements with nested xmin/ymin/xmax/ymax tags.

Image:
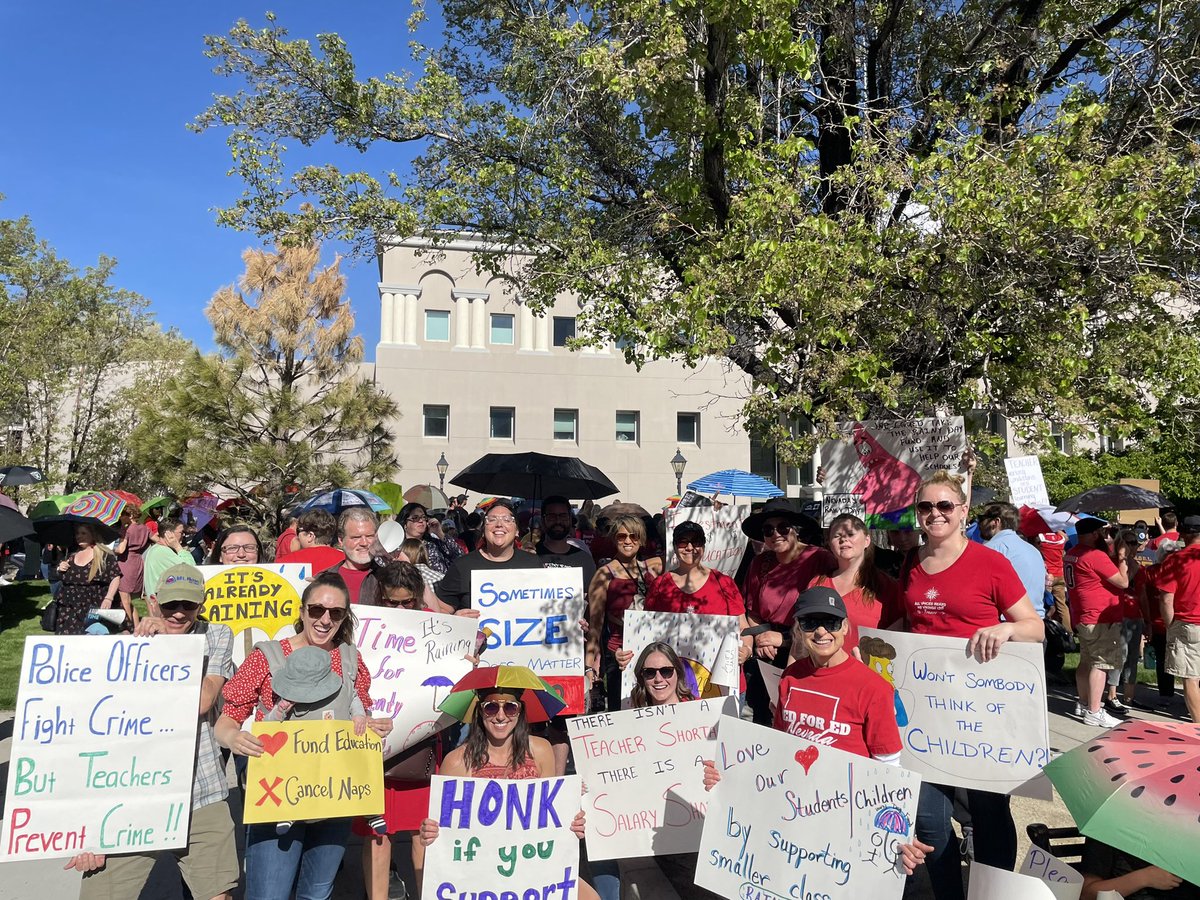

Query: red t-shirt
<box><xmin>1036</xmin><ymin>532</ymin><xmax>1066</xmax><ymax>578</ymax></box>
<box><xmin>901</xmin><ymin>541</ymin><xmax>1027</xmax><ymax>638</ymax></box>
<box><xmin>276</xmin><ymin>546</ymin><xmax>346</xmax><ymax>573</ymax></box>
<box><xmin>773</xmin><ymin>656</ymin><xmax>901</xmax><ymax>759</ymax></box>
<box><xmin>339</xmin><ymin>564</ymin><xmax>372</xmax><ymax>605</ymax></box>
<box><xmin>1065</xmin><ymin>545</ymin><xmax>1124</xmax><ymax>625</ymax></box>
<box><xmin>807</xmin><ymin>573</ymin><xmax>902</xmax><ymax>652</ymax></box>
<box><xmin>1154</xmin><ymin>544</ymin><xmax>1200</xmax><ymax>624</ymax></box>
<box><xmin>1141</xmin><ymin>564</ymin><xmax>1165</xmax><ymax>633</ymax></box>
<box><xmin>145</xmin><ymin>519</ymin><xmax>159</xmax><ymax>535</ymax></box>
<box><xmin>743</xmin><ymin>546</ymin><xmax>836</xmax><ymax>625</ymax></box>
<box><xmin>645</xmin><ymin>569</ymin><xmax>745</xmax><ymax>617</ymax></box>
<box><xmin>274</xmin><ymin>527</ymin><xmax>299</xmax><ymax>561</ymax></box>
<box><xmin>1150</xmin><ymin>531</ymin><xmax>1180</xmax><ymax>551</ymax></box>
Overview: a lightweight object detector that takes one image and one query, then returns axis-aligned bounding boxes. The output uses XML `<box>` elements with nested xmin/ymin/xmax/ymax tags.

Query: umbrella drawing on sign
<box><xmin>421</xmin><ymin>675</ymin><xmax>456</xmax><ymax>712</ymax></box>
<box><xmin>686</xmin><ymin>469</ymin><xmax>784</xmax><ymax>499</ymax></box>
<box><xmin>1057</xmin><ymin>484</ymin><xmax>1171</xmax><ymax>514</ymax></box>
<box><xmin>873</xmin><ymin>805</ymin><xmax>912</xmax><ymax>836</ymax></box>
<box><xmin>0</xmin><ymin>465</ymin><xmax>44</xmax><ymax>486</ymax></box>
<box><xmin>450</xmin><ymin>452</ymin><xmax>618</xmax><ymax>502</ymax></box>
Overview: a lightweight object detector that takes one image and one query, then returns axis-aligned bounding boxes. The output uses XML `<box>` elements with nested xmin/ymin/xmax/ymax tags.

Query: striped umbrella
<box><xmin>293</xmin><ymin>488</ymin><xmax>392</xmax><ymax>517</ymax></box>
<box><xmin>63</xmin><ymin>491</ymin><xmax>129</xmax><ymax>526</ymax></box>
<box><xmin>686</xmin><ymin>469</ymin><xmax>784</xmax><ymax>499</ymax></box>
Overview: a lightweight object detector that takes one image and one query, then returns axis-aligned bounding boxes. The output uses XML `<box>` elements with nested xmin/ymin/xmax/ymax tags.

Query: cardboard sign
<box><xmin>968</xmin><ymin>861</ymin><xmax>1079</xmax><ymax>900</ymax></box>
<box><xmin>858</xmin><ymin>629</ymin><xmax>1050</xmax><ymax>793</ymax></box>
<box><xmin>620</xmin><ymin>610</ymin><xmax>741</xmax><ymax>708</ymax></box>
<box><xmin>1005</xmin><ymin>456</ymin><xmax>1050</xmax><ymax>508</ymax></box>
<box><xmin>1118</xmin><ymin>477</ymin><xmax>1161</xmax><ymax>526</ymax></box>
<box><xmin>355</xmin><ymin>607</ymin><xmax>477</xmax><ymax>757</ymax></box>
<box><xmin>2</xmin><ymin>635</ymin><xmax>204</xmax><ymax>861</ymax></box>
<box><xmin>820</xmin><ymin>417</ymin><xmax>967</xmax><ymax>526</ymax></box>
<box><xmin>665</xmin><ymin>504</ymin><xmax>750</xmax><ymax>577</ymax></box>
<box><xmin>197</xmin><ymin>563</ymin><xmax>311</xmax><ymax>662</ymax></box>
<box><xmin>821</xmin><ymin>493</ymin><xmax>868</xmax><ymax>527</ymax></box>
<box><xmin>244</xmin><ymin>720</ymin><xmax>384</xmax><ymax>824</ymax></box>
<box><xmin>471</xmin><ymin>567</ymin><xmax>586</xmax><ymax>714</ymax></box>
<box><xmin>1018</xmin><ymin>845</ymin><xmax>1084</xmax><ymax>900</ymax></box>
<box><xmin>696</xmin><ymin>717</ymin><xmax>920</xmax><ymax>900</ymax></box>
<box><xmin>424</xmin><ymin>775</ymin><xmax>582</xmax><ymax>899</ymax></box>
<box><xmin>568</xmin><ymin>696</ymin><xmax>738</xmax><ymax>860</ymax></box>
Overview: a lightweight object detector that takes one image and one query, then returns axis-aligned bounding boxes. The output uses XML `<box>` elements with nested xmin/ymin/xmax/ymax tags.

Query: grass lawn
<box><xmin>0</xmin><ymin>581</ymin><xmax>53</xmax><ymax>708</ymax></box>
<box><xmin>1059</xmin><ymin>650</ymin><xmax>1159</xmax><ymax>687</ymax></box>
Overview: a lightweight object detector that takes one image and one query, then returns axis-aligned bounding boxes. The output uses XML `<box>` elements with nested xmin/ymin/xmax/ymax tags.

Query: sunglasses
<box><xmin>613</xmin><ymin>532</ymin><xmax>639</xmax><ymax>542</ymax></box>
<box><xmin>160</xmin><ymin>600</ymin><xmax>201</xmax><ymax>613</ymax></box>
<box><xmin>675</xmin><ymin>539</ymin><xmax>705</xmax><ymax>548</ymax></box>
<box><xmin>304</xmin><ymin>603</ymin><xmax>348</xmax><ymax>623</ymax></box>
<box><xmin>916</xmin><ymin>500</ymin><xmax>960</xmax><ymax>515</ymax></box>
<box><xmin>762</xmin><ymin>523</ymin><xmax>794</xmax><ymax>538</ymax></box>
<box><xmin>406</xmin><ymin>516</ymin><xmax>428</xmax><ymax>524</ymax></box>
<box><xmin>640</xmin><ymin>666</ymin><xmax>678</xmax><ymax>681</ymax></box>
<box><xmin>381</xmin><ymin>591</ymin><xmax>419</xmax><ymax>608</ymax></box>
<box><xmin>481</xmin><ymin>700</ymin><xmax>522</xmax><ymax>718</ymax></box>
<box><xmin>797</xmin><ymin>615</ymin><xmax>845</xmax><ymax>633</ymax></box>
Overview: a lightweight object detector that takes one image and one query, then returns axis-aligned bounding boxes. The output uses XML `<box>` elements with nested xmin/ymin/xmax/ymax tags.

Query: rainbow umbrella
<box><xmin>438</xmin><ymin>666</ymin><xmax>567</xmax><ymax>724</ymax></box>
<box><xmin>63</xmin><ymin>490</ymin><xmax>128</xmax><ymax>526</ymax></box>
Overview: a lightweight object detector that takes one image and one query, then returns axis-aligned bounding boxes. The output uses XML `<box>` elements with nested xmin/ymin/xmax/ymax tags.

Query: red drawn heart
<box><xmin>260</xmin><ymin>731</ymin><xmax>289</xmax><ymax>757</ymax></box>
<box><xmin>794</xmin><ymin>746</ymin><xmax>819</xmax><ymax>774</ymax></box>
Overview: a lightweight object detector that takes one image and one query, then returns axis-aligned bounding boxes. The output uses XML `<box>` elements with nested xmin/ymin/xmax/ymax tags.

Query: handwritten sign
<box><xmin>568</xmin><ymin>697</ymin><xmax>737</xmax><ymax>860</ymax></box>
<box><xmin>244</xmin><ymin>720</ymin><xmax>384</xmax><ymax>824</ymax></box>
<box><xmin>354</xmin><ymin>607</ymin><xmax>476</xmax><ymax>757</ymax></box>
<box><xmin>665</xmin><ymin>504</ymin><xmax>749</xmax><ymax>577</ymax></box>
<box><xmin>968</xmin><ymin>862</ymin><xmax>1079</xmax><ymax>900</ymax></box>
<box><xmin>197</xmin><ymin>564</ymin><xmax>310</xmax><ymax>662</ymax></box>
<box><xmin>1005</xmin><ymin>456</ymin><xmax>1050</xmax><ymax>508</ymax></box>
<box><xmin>821</xmin><ymin>493</ymin><xmax>868</xmax><ymax>527</ymax></box>
<box><xmin>696</xmin><ymin>716</ymin><xmax>920</xmax><ymax>900</ymax></box>
<box><xmin>620</xmin><ymin>610</ymin><xmax>740</xmax><ymax>707</ymax></box>
<box><xmin>424</xmin><ymin>775</ymin><xmax>582</xmax><ymax>900</ymax></box>
<box><xmin>1018</xmin><ymin>846</ymin><xmax>1084</xmax><ymax>900</ymax></box>
<box><xmin>1</xmin><ymin>636</ymin><xmax>204</xmax><ymax>861</ymax></box>
<box><xmin>472</xmin><ymin>567</ymin><xmax>586</xmax><ymax>714</ymax></box>
<box><xmin>858</xmin><ymin>629</ymin><xmax>1050</xmax><ymax>793</ymax></box>
<box><xmin>820</xmin><ymin>417</ymin><xmax>967</xmax><ymax>526</ymax></box>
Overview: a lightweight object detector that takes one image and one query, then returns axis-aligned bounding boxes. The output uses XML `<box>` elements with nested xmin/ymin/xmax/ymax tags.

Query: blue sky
<box><xmin>0</xmin><ymin>3</ymin><xmax>424</xmax><ymax>359</ymax></box>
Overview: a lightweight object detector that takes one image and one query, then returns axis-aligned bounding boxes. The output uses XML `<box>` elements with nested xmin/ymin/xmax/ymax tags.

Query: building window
<box><xmin>677</xmin><ymin>412</ymin><xmax>700</xmax><ymax>445</ymax></box>
<box><xmin>1051</xmin><ymin>422</ymin><xmax>1070</xmax><ymax>454</ymax></box>
<box><xmin>553</xmin><ymin>409</ymin><xmax>578</xmax><ymax>442</ymax></box>
<box><xmin>490</xmin><ymin>313</ymin><xmax>514</xmax><ymax>345</ymax></box>
<box><xmin>490</xmin><ymin>407</ymin><xmax>515</xmax><ymax>441</ymax></box>
<box><xmin>615</xmin><ymin>411</ymin><xmax>639</xmax><ymax>443</ymax></box>
<box><xmin>423</xmin><ymin>405</ymin><xmax>449</xmax><ymax>438</ymax></box>
<box><xmin>553</xmin><ymin>316</ymin><xmax>576</xmax><ymax>347</ymax></box>
<box><xmin>425</xmin><ymin>310</ymin><xmax>450</xmax><ymax>342</ymax></box>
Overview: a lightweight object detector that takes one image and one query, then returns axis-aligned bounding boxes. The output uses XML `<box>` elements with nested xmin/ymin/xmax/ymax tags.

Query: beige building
<box><xmin>372</xmin><ymin>235</ymin><xmax>757</xmax><ymax>508</ymax></box>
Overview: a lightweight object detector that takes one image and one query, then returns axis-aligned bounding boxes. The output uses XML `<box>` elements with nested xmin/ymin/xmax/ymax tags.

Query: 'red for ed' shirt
<box><xmin>901</xmin><ymin>541</ymin><xmax>1027</xmax><ymax>638</ymax></box>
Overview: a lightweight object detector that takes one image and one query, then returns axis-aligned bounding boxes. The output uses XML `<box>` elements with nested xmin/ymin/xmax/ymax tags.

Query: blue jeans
<box><xmin>915</xmin><ymin>783</ymin><xmax>1016</xmax><ymax>900</ymax></box>
<box><xmin>245</xmin><ymin>818</ymin><xmax>351</xmax><ymax>900</ymax></box>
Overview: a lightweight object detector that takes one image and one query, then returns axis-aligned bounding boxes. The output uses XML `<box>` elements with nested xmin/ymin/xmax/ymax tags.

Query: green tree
<box><xmin>131</xmin><ymin>243</ymin><xmax>399</xmax><ymax>532</ymax></box>
<box><xmin>197</xmin><ymin>3</ymin><xmax>1200</xmax><ymax>461</ymax></box>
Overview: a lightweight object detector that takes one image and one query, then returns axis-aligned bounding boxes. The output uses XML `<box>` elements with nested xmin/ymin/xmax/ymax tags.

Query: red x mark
<box><xmin>256</xmin><ymin>777</ymin><xmax>284</xmax><ymax>807</ymax></box>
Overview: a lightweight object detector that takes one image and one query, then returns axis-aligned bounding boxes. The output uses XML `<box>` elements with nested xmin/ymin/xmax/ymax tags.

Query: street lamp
<box><xmin>670</xmin><ymin>447</ymin><xmax>688</xmax><ymax>496</ymax></box>
<box><xmin>436</xmin><ymin>452</ymin><xmax>449</xmax><ymax>493</ymax></box>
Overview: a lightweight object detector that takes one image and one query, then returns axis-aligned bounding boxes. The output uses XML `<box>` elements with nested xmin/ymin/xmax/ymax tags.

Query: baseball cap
<box><xmin>1075</xmin><ymin>518</ymin><xmax>1108</xmax><ymax>536</ymax></box>
<box><xmin>792</xmin><ymin>586</ymin><xmax>848</xmax><ymax>620</ymax></box>
<box><xmin>158</xmin><ymin>564</ymin><xmax>205</xmax><ymax>605</ymax></box>
<box><xmin>1181</xmin><ymin>516</ymin><xmax>1200</xmax><ymax>533</ymax></box>
<box><xmin>672</xmin><ymin>520</ymin><xmax>706</xmax><ymax>545</ymax></box>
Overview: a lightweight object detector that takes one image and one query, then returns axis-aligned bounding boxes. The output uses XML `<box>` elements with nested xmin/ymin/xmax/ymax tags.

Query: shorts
<box><xmin>1076</xmin><ymin>622</ymin><xmax>1124</xmax><ymax>671</ymax></box>
<box><xmin>1165</xmin><ymin>620</ymin><xmax>1200</xmax><ymax>679</ymax></box>
<box><xmin>79</xmin><ymin>799</ymin><xmax>239</xmax><ymax>900</ymax></box>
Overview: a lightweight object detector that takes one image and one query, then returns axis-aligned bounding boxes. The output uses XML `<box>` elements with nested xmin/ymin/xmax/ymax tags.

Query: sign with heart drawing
<box><xmin>696</xmin><ymin>717</ymin><xmax>921</xmax><ymax>900</ymax></box>
<box><xmin>243</xmin><ymin>720</ymin><xmax>384</xmax><ymax>824</ymax></box>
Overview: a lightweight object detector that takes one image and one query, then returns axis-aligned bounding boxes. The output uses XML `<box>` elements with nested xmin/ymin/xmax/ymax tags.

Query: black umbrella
<box><xmin>1056</xmin><ymin>484</ymin><xmax>1171</xmax><ymax>514</ymax></box>
<box><xmin>33</xmin><ymin>514</ymin><xmax>120</xmax><ymax>547</ymax></box>
<box><xmin>0</xmin><ymin>465</ymin><xmax>44</xmax><ymax>486</ymax></box>
<box><xmin>0</xmin><ymin>507</ymin><xmax>36</xmax><ymax>544</ymax></box>
<box><xmin>449</xmin><ymin>452</ymin><xmax>619</xmax><ymax>501</ymax></box>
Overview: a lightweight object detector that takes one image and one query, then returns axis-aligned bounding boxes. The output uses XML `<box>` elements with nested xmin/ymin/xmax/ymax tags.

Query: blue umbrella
<box><xmin>686</xmin><ymin>469</ymin><xmax>784</xmax><ymax>499</ymax></box>
<box><xmin>292</xmin><ymin>489</ymin><xmax>391</xmax><ymax>517</ymax></box>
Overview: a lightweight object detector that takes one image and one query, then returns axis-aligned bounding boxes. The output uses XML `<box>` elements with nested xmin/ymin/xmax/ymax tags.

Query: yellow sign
<box><xmin>244</xmin><ymin>721</ymin><xmax>384</xmax><ymax>824</ymax></box>
<box><xmin>199</xmin><ymin>564</ymin><xmax>305</xmax><ymax>639</ymax></box>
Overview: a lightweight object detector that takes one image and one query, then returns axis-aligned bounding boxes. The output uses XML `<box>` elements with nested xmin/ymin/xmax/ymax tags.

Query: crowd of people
<box><xmin>30</xmin><ymin>474</ymin><xmax>1200</xmax><ymax>900</ymax></box>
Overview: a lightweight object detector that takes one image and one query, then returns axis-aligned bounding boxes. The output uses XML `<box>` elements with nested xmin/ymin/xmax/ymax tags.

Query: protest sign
<box><xmin>197</xmin><ymin>563</ymin><xmax>310</xmax><ymax>662</ymax></box>
<box><xmin>821</xmin><ymin>493</ymin><xmax>868</xmax><ymax>527</ymax></box>
<box><xmin>1018</xmin><ymin>845</ymin><xmax>1084</xmax><ymax>900</ymax></box>
<box><xmin>819</xmin><ymin>417</ymin><xmax>967</xmax><ymax>527</ymax></box>
<box><xmin>620</xmin><ymin>610</ymin><xmax>740</xmax><ymax>707</ymax></box>
<box><xmin>665</xmin><ymin>503</ymin><xmax>749</xmax><ymax>577</ymax></box>
<box><xmin>677</xmin><ymin>490</ymin><xmax>713</xmax><ymax>508</ymax></box>
<box><xmin>471</xmin><ymin>567</ymin><xmax>586</xmax><ymax>714</ymax></box>
<box><xmin>568</xmin><ymin>696</ymin><xmax>738</xmax><ymax>860</ymax></box>
<box><xmin>858</xmin><ymin>629</ymin><xmax>1050</xmax><ymax>793</ymax></box>
<box><xmin>424</xmin><ymin>775</ymin><xmax>582</xmax><ymax>900</ymax></box>
<box><xmin>1118</xmin><ymin>477</ymin><xmax>1161</xmax><ymax>525</ymax></box>
<box><xmin>244</xmin><ymin>720</ymin><xmax>384</xmax><ymax>824</ymax></box>
<box><xmin>758</xmin><ymin>663</ymin><xmax>782</xmax><ymax>711</ymax></box>
<box><xmin>967</xmin><ymin>862</ymin><xmax>1077</xmax><ymax>900</ymax></box>
<box><xmin>2</xmin><ymin>635</ymin><xmax>204</xmax><ymax>861</ymax></box>
<box><xmin>354</xmin><ymin>606</ymin><xmax>477</xmax><ymax>757</ymax></box>
<box><xmin>1005</xmin><ymin>456</ymin><xmax>1050</xmax><ymax>508</ymax></box>
<box><xmin>696</xmin><ymin>716</ymin><xmax>920</xmax><ymax>900</ymax></box>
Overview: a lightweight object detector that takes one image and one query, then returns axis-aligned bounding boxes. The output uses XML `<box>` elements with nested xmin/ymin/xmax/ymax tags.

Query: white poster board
<box><xmin>471</xmin><ymin>567</ymin><xmax>586</xmax><ymax>714</ymax></box>
<box><xmin>2</xmin><ymin>635</ymin><xmax>204</xmax><ymax>861</ymax></box>
<box><xmin>1005</xmin><ymin>456</ymin><xmax>1050</xmax><ymax>508</ymax></box>
<box><xmin>821</xmin><ymin>493</ymin><xmax>868</xmax><ymax>527</ymax></box>
<box><xmin>1018</xmin><ymin>845</ymin><xmax>1084</xmax><ymax>900</ymax></box>
<box><xmin>819</xmin><ymin>417</ymin><xmax>967</xmax><ymax>522</ymax></box>
<box><xmin>696</xmin><ymin>716</ymin><xmax>920</xmax><ymax>900</ymax></box>
<box><xmin>858</xmin><ymin>629</ymin><xmax>1051</xmax><ymax>793</ymax></box>
<box><xmin>620</xmin><ymin>610</ymin><xmax>740</xmax><ymax>707</ymax></box>
<box><xmin>665</xmin><ymin>504</ymin><xmax>749</xmax><ymax>577</ymax></box>
<box><xmin>968</xmin><ymin>862</ymin><xmax>1081</xmax><ymax>900</ymax></box>
<box><xmin>354</xmin><ymin>607</ymin><xmax>477</xmax><ymax>757</ymax></box>
<box><xmin>568</xmin><ymin>696</ymin><xmax>738</xmax><ymax>860</ymax></box>
<box><xmin>424</xmin><ymin>775</ymin><xmax>582</xmax><ymax>899</ymax></box>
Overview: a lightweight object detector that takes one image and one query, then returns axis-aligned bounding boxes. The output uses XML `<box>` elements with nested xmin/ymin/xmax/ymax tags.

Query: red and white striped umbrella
<box><xmin>63</xmin><ymin>491</ymin><xmax>129</xmax><ymax>526</ymax></box>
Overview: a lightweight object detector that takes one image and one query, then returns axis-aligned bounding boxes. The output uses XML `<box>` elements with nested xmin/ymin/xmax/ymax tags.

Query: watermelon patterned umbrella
<box><xmin>1043</xmin><ymin>719</ymin><xmax>1200</xmax><ymax>884</ymax></box>
<box><xmin>438</xmin><ymin>666</ymin><xmax>567</xmax><ymax>724</ymax></box>
<box><xmin>63</xmin><ymin>490</ymin><xmax>129</xmax><ymax>526</ymax></box>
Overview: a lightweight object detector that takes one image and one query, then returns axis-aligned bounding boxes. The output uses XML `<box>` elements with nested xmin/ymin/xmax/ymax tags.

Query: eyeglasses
<box><xmin>221</xmin><ymin>544</ymin><xmax>257</xmax><ymax>555</ymax></box>
<box><xmin>481</xmin><ymin>700</ymin><xmax>522</xmax><ymax>718</ymax></box>
<box><xmin>486</xmin><ymin>515</ymin><xmax>516</xmax><ymax>525</ymax></box>
<box><xmin>915</xmin><ymin>500</ymin><xmax>960</xmax><ymax>515</ymax></box>
<box><xmin>304</xmin><ymin>603</ymin><xmax>348</xmax><ymax>623</ymax></box>
<box><xmin>406</xmin><ymin>516</ymin><xmax>428</xmax><ymax>524</ymax></box>
<box><xmin>640</xmin><ymin>666</ymin><xmax>677</xmax><ymax>681</ymax></box>
<box><xmin>797</xmin><ymin>615</ymin><xmax>845</xmax><ymax>633</ymax></box>
<box><xmin>675</xmin><ymin>539</ymin><xmax>705</xmax><ymax>548</ymax></box>
<box><xmin>160</xmin><ymin>600</ymin><xmax>201</xmax><ymax>613</ymax></box>
<box><xmin>381</xmin><ymin>591</ymin><xmax>418</xmax><ymax>608</ymax></box>
<box><xmin>613</xmin><ymin>532</ymin><xmax>639</xmax><ymax>543</ymax></box>
<box><xmin>762</xmin><ymin>523</ymin><xmax>793</xmax><ymax>538</ymax></box>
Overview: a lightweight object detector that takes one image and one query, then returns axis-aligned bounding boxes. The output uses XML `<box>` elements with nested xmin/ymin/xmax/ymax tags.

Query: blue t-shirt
<box><xmin>986</xmin><ymin>529</ymin><xmax>1047</xmax><ymax>613</ymax></box>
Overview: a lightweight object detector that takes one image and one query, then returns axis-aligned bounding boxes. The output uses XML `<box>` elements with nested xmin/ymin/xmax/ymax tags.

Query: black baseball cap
<box><xmin>1075</xmin><ymin>518</ymin><xmax>1108</xmax><ymax>536</ymax></box>
<box><xmin>792</xmin><ymin>586</ymin><xmax>848</xmax><ymax>620</ymax></box>
<box><xmin>1181</xmin><ymin>516</ymin><xmax>1200</xmax><ymax>534</ymax></box>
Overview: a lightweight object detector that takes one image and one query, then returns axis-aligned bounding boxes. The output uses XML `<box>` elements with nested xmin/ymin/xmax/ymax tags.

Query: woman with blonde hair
<box><xmin>54</xmin><ymin>523</ymin><xmax>121</xmax><ymax>635</ymax></box>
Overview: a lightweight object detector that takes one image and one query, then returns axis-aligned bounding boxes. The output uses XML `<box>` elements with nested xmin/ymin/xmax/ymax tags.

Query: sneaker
<box><xmin>1105</xmin><ymin>697</ymin><xmax>1127</xmax><ymax>715</ymax></box>
<box><xmin>388</xmin><ymin>869</ymin><xmax>408</xmax><ymax>900</ymax></box>
<box><xmin>1074</xmin><ymin>702</ymin><xmax>1085</xmax><ymax>718</ymax></box>
<box><xmin>1083</xmin><ymin>708</ymin><xmax>1123</xmax><ymax>728</ymax></box>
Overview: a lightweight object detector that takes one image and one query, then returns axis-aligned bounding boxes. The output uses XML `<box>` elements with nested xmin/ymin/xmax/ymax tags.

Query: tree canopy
<box><xmin>198</xmin><ymin>1</ymin><xmax>1200</xmax><ymax>462</ymax></box>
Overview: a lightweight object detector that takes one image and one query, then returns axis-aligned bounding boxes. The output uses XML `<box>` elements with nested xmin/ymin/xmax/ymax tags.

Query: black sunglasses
<box><xmin>797</xmin><ymin>615</ymin><xmax>844</xmax><ymax>633</ymax></box>
<box><xmin>640</xmin><ymin>666</ymin><xmax>677</xmax><ymax>680</ymax></box>
<box><xmin>160</xmin><ymin>600</ymin><xmax>201</xmax><ymax>613</ymax></box>
<box><xmin>762</xmin><ymin>523</ymin><xmax>794</xmax><ymax>537</ymax></box>
<box><xmin>304</xmin><ymin>603</ymin><xmax>348</xmax><ymax>623</ymax></box>
<box><xmin>916</xmin><ymin>500</ymin><xmax>960</xmax><ymax>515</ymax></box>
